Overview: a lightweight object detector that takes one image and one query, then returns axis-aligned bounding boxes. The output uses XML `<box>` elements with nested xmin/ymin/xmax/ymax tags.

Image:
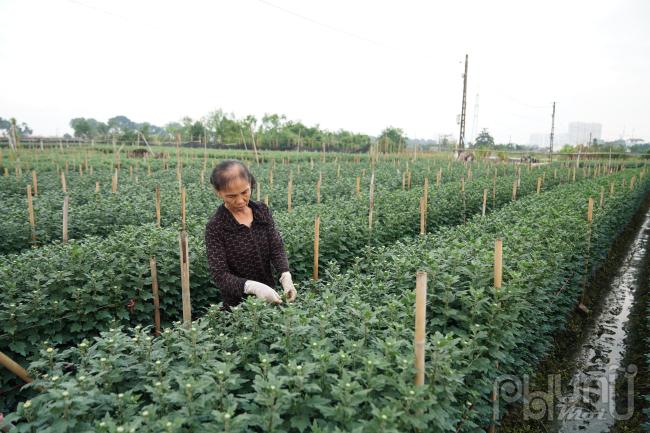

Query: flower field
<box><xmin>0</xmin><ymin>146</ymin><xmax>648</xmax><ymax>432</ymax></box>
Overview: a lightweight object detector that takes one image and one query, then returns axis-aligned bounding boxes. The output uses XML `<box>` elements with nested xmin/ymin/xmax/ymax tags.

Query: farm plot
<box><xmin>1</xmin><ymin>160</ymin><xmax>647</xmax><ymax>431</ymax></box>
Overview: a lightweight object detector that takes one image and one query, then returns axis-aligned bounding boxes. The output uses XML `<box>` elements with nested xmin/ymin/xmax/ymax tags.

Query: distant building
<box><xmin>529</xmin><ymin>132</ymin><xmax>569</xmax><ymax>147</ymax></box>
<box><xmin>568</xmin><ymin>122</ymin><xmax>602</xmax><ymax>146</ymax></box>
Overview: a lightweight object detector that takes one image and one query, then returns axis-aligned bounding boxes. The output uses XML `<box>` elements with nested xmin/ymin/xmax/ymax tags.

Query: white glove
<box><xmin>280</xmin><ymin>272</ymin><xmax>297</xmax><ymax>302</ymax></box>
<box><xmin>244</xmin><ymin>280</ymin><xmax>282</xmax><ymax>304</ymax></box>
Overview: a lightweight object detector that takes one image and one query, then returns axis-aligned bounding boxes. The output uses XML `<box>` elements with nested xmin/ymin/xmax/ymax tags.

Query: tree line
<box><xmin>68</xmin><ymin>110</ymin><xmax>409</xmax><ymax>153</ymax></box>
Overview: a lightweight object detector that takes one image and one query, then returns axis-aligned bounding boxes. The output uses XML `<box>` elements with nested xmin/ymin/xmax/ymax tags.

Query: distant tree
<box><xmin>70</xmin><ymin>118</ymin><xmax>92</xmax><ymax>138</ymax></box>
<box><xmin>0</xmin><ymin>117</ymin><xmax>32</xmax><ymax>137</ymax></box>
<box><xmin>189</xmin><ymin>121</ymin><xmax>205</xmax><ymax>141</ymax></box>
<box><xmin>474</xmin><ymin>129</ymin><xmax>494</xmax><ymax>147</ymax></box>
<box><xmin>378</xmin><ymin>127</ymin><xmax>407</xmax><ymax>153</ymax></box>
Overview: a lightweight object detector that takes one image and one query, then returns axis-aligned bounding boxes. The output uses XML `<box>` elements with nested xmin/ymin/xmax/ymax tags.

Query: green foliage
<box><xmin>3</xmin><ymin>168</ymin><xmax>648</xmax><ymax>431</ymax></box>
<box><xmin>474</xmin><ymin>129</ymin><xmax>494</xmax><ymax>147</ymax></box>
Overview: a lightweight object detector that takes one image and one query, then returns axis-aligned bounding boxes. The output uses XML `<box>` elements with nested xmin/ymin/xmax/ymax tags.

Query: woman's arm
<box><xmin>205</xmin><ymin>222</ymin><xmax>247</xmax><ymax>300</ymax></box>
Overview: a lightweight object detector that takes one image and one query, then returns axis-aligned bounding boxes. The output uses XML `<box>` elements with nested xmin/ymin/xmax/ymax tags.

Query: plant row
<box><xmin>0</xmin><ymin>166</ymin><xmax>585</xmax><ymax>406</ymax></box>
<box><xmin>2</xmin><ymin>168</ymin><xmax>647</xmax><ymax>432</ymax></box>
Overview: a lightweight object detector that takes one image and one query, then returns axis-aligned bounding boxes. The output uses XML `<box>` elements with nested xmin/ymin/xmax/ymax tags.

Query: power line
<box><xmin>254</xmin><ymin>0</ymin><xmax>386</xmax><ymax>48</ymax></box>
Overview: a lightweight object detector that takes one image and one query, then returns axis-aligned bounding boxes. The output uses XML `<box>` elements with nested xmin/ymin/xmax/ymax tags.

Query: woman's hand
<box><xmin>280</xmin><ymin>272</ymin><xmax>297</xmax><ymax>302</ymax></box>
<box><xmin>244</xmin><ymin>280</ymin><xmax>282</xmax><ymax>304</ymax></box>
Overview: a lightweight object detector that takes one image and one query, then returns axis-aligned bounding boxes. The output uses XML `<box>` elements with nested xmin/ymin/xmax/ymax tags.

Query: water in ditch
<box><xmin>553</xmin><ymin>205</ymin><xmax>650</xmax><ymax>432</ymax></box>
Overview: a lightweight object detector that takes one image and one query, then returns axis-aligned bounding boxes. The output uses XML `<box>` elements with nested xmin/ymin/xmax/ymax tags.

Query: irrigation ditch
<box><xmin>500</xmin><ymin>191</ymin><xmax>650</xmax><ymax>433</ymax></box>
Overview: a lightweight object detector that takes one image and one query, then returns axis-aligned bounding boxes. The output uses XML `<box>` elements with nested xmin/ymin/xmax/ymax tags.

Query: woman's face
<box><xmin>217</xmin><ymin>175</ymin><xmax>251</xmax><ymax>212</ymax></box>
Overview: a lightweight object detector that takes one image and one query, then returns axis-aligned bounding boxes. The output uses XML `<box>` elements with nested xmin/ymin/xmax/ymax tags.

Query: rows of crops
<box><xmin>0</xmin><ymin>154</ymin><xmax>608</xmax><ymax>392</ymax></box>
<box><xmin>0</xmin><ymin>147</ymin><xmax>648</xmax><ymax>432</ymax></box>
<box><xmin>1</xmin><ymin>151</ymin><xmax>591</xmax><ymax>255</ymax></box>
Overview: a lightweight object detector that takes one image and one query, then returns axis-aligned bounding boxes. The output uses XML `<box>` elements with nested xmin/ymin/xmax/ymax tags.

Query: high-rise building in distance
<box><xmin>568</xmin><ymin>122</ymin><xmax>602</xmax><ymax>145</ymax></box>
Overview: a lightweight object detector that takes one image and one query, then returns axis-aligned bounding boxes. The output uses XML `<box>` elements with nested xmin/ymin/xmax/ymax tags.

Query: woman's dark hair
<box><xmin>210</xmin><ymin>159</ymin><xmax>256</xmax><ymax>192</ymax></box>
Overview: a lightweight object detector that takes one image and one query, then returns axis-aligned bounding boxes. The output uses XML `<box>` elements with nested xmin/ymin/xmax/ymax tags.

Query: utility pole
<box><xmin>457</xmin><ymin>54</ymin><xmax>468</xmax><ymax>156</ymax></box>
<box><xmin>549</xmin><ymin>101</ymin><xmax>556</xmax><ymax>163</ymax></box>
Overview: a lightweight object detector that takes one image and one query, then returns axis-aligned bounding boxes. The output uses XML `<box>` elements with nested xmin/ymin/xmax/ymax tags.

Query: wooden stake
<box><xmin>494</xmin><ymin>239</ymin><xmax>503</xmax><ymax>289</ymax></box>
<box><xmin>32</xmin><ymin>170</ymin><xmax>38</xmax><ymax>196</ymax></box>
<box><xmin>423</xmin><ymin>177</ymin><xmax>429</xmax><ymax>209</ymax></box>
<box><xmin>420</xmin><ymin>196</ymin><xmax>426</xmax><ymax>235</ymax></box>
<box><xmin>27</xmin><ymin>185</ymin><xmax>36</xmax><ymax>242</ymax></box>
<box><xmin>61</xmin><ymin>172</ymin><xmax>67</xmax><ymax>193</ymax></box>
<box><xmin>536</xmin><ymin>176</ymin><xmax>542</xmax><ymax>194</ymax></box>
<box><xmin>0</xmin><ymin>351</ymin><xmax>32</xmax><ymax>383</ymax></box>
<box><xmin>287</xmin><ymin>177</ymin><xmax>293</xmax><ymax>212</ymax></box>
<box><xmin>95</xmin><ymin>181</ymin><xmax>100</xmax><ymax>193</ymax></box>
<box><xmin>181</xmin><ymin>186</ymin><xmax>187</xmax><ymax>230</ymax></box>
<box><xmin>316</xmin><ymin>173</ymin><xmax>322</xmax><ymax>204</ymax></box>
<box><xmin>512</xmin><ymin>180</ymin><xmax>517</xmax><ymax>201</ymax></box>
<box><xmin>179</xmin><ymin>230</ymin><xmax>192</xmax><ymax>327</ymax></box>
<box><xmin>264</xmin><ymin>194</ymin><xmax>269</xmax><ymax>206</ymax></box>
<box><xmin>112</xmin><ymin>169</ymin><xmax>118</xmax><ymax>193</ymax></box>
<box><xmin>599</xmin><ymin>187</ymin><xmax>604</xmax><ymax>208</ymax></box>
<box><xmin>313</xmin><ymin>215</ymin><xmax>320</xmax><ymax>280</ymax></box>
<box><xmin>62</xmin><ymin>195</ymin><xmax>69</xmax><ymax>243</ymax></box>
<box><xmin>368</xmin><ymin>171</ymin><xmax>375</xmax><ymax>232</ymax></box>
<box><xmin>414</xmin><ymin>271</ymin><xmax>427</xmax><ymax>386</ymax></box>
<box><xmin>587</xmin><ymin>197</ymin><xmax>594</xmax><ymax>223</ymax></box>
<box><xmin>150</xmin><ymin>257</ymin><xmax>161</xmax><ymax>336</ymax></box>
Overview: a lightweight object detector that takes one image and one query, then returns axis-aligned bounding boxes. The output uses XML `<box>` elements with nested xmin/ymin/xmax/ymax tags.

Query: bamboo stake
<box><xmin>62</xmin><ymin>196</ymin><xmax>69</xmax><ymax>243</ymax></box>
<box><xmin>179</xmin><ymin>230</ymin><xmax>192</xmax><ymax>327</ymax></box>
<box><xmin>264</xmin><ymin>194</ymin><xmax>269</xmax><ymax>206</ymax></box>
<box><xmin>61</xmin><ymin>172</ymin><xmax>67</xmax><ymax>193</ymax></box>
<box><xmin>95</xmin><ymin>181</ymin><xmax>100</xmax><ymax>193</ymax></box>
<box><xmin>181</xmin><ymin>186</ymin><xmax>187</xmax><ymax>230</ymax></box>
<box><xmin>316</xmin><ymin>172</ymin><xmax>322</xmax><ymax>205</ymax></box>
<box><xmin>112</xmin><ymin>169</ymin><xmax>118</xmax><ymax>193</ymax></box>
<box><xmin>512</xmin><ymin>180</ymin><xmax>517</xmax><ymax>201</ymax></box>
<box><xmin>368</xmin><ymin>171</ymin><xmax>375</xmax><ymax>232</ymax></box>
<box><xmin>156</xmin><ymin>185</ymin><xmax>161</xmax><ymax>228</ymax></box>
<box><xmin>150</xmin><ymin>257</ymin><xmax>161</xmax><ymax>336</ymax></box>
<box><xmin>419</xmin><ymin>196</ymin><xmax>426</xmax><ymax>235</ymax></box>
<box><xmin>599</xmin><ymin>187</ymin><xmax>604</xmax><ymax>208</ymax></box>
<box><xmin>423</xmin><ymin>177</ymin><xmax>429</xmax><ymax>209</ymax></box>
<box><xmin>27</xmin><ymin>185</ymin><xmax>36</xmax><ymax>243</ymax></box>
<box><xmin>287</xmin><ymin>177</ymin><xmax>293</xmax><ymax>212</ymax></box>
<box><xmin>256</xmin><ymin>184</ymin><xmax>261</xmax><ymax>202</ymax></box>
<box><xmin>0</xmin><ymin>351</ymin><xmax>32</xmax><ymax>383</ymax></box>
<box><xmin>32</xmin><ymin>170</ymin><xmax>38</xmax><ymax>196</ymax></box>
<box><xmin>494</xmin><ymin>239</ymin><xmax>503</xmax><ymax>289</ymax></box>
<box><xmin>536</xmin><ymin>176</ymin><xmax>542</xmax><ymax>194</ymax></box>
<box><xmin>630</xmin><ymin>176</ymin><xmax>636</xmax><ymax>191</ymax></box>
<box><xmin>414</xmin><ymin>271</ymin><xmax>427</xmax><ymax>386</ymax></box>
<box><xmin>313</xmin><ymin>215</ymin><xmax>320</xmax><ymax>280</ymax></box>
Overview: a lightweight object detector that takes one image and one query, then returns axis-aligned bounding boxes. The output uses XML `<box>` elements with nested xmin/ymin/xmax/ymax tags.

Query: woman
<box><xmin>205</xmin><ymin>159</ymin><xmax>297</xmax><ymax>309</ymax></box>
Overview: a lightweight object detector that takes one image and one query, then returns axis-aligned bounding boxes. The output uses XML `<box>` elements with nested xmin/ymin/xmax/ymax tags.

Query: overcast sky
<box><xmin>1</xmin><ymin>0</ymin><xmax>648</xmax><ymax>143</ymax></box>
